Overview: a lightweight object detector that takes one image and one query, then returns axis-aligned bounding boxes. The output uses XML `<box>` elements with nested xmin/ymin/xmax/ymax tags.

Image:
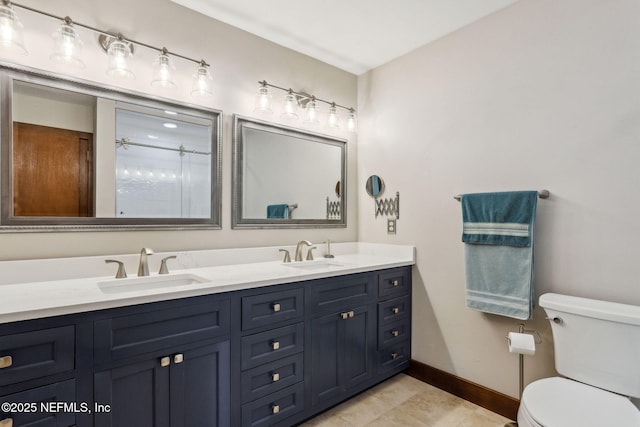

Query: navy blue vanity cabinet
<box><xmin>239</xmin><ymin>287</ymin><xmax>305</xmax><ymax>427</ymax></box>
<box><xmin>307</xmin><ymin>273</ymin><xmax>377</xmax><ymax>412</ymax></box>
<box><xmin>93</xmin><ymin>295</ymin><xmax>231</xmax><ymax>427</ymax></box>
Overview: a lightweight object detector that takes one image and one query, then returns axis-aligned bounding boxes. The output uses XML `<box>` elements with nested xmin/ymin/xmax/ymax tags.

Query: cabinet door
<box><xmin>309</xmin><ymin>311</ymin><xmax>342</xmax><ymax>406</ymax></box>
<box><xmin>343</xmin><ymin>305</ymin><xmax>375</xmax><ymax>389</ymax></box>
<box><xmin>171</xmin><ymin>341</ymin><xmax>230</xmax><ymax>427</ymax></box>
<box><xmin>309</xmin><ymin>304</ymin><xmax>375</xmax><ymax>407</ymax></box>
<box><xmin>94</xmin><ymin>358</ymin><xmax>170</xmax><ymax>427</ymax></box>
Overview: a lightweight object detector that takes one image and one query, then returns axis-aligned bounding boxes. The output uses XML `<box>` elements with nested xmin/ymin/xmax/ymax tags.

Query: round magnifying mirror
<box><xmin>365</xmin><ymin>175</ymin><xmax>384</xmax><ymax>198</ymax></box>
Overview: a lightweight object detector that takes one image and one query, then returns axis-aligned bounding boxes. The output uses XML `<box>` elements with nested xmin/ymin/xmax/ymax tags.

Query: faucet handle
<box><xmin>306</xmin><ymin>246</ymin><xmax>317</xmax><ymax>261</ymax></box>
<box><xmin>105</xmin><ymin>259</ymin><xmax>127</xmax><ymax>278</ymax></box>
<box><xmin>159</xmin><ymin>255</ymin><xmax>177</xmax><ymax>274</ymax></box>
<box><xmin>279</xmin><ymin>249</ymin><xmax>291</xmax><ymax>263</ymax></box>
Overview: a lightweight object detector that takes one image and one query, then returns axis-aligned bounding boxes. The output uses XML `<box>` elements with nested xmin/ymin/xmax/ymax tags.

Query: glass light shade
<box><xmin>327</xmin><ymin>105</ymin><xmax>340</xmax><ymax>129</ymax></box>
<box><xmin>106</xmin><ymin>39</ymin><xmax>134</xmax><ymax>79</ymax></box>
<box><xmin>254</xmin><ymin>85</ymin><xmax>272</xmax><ymax>113</ymax></box>
<box><xmin>191</xmin><ymin>62</ymin><xmax>213</xmax><ymax>97</ymax></box>
<box><xmin>51</xmin><ymin>21</ymin><xmax>84</xmax><ymax>68</ymax></box>
<box><xmin>0</xmin><ymin>3</ymin><xmax>26</xmax><ymax>55</ymax></box>
<box><xmin>151</xmin><ymin>51</ymin><xmax>176</xmax><ymax>88</ymax></box>
<box><xmin>346</xmin><ymin>110</ymin><xmax>357</xmax><ymax>133</ymax></box>
<box><xmin>303</xmin><ymin>99</ymin><xmax>320</xmax><ymax>126</ymax></box>
<box><xmin>281</xmin><ymin>92</ymin><xmax>298</xmax><ymax>121</ymax></box>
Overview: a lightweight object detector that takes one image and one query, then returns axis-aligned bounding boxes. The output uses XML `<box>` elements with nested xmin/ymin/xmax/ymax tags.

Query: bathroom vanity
<box><xmin>0</xmin><ymin>243</ymin><xmax>414</xmax><ymax>427</ymax></box>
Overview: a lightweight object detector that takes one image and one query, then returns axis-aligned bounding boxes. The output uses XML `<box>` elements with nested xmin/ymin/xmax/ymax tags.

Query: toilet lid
<box><xmin>521</xmin><ymin>377</ymin><xmax>640</xmax><ymax>427</ymax></box>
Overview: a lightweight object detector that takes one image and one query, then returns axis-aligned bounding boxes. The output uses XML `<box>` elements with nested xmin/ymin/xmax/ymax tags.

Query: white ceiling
<box><xmin>171</xmin><ymin>0</ymin><xmax>519</xmax><ymax>75</ymax></box>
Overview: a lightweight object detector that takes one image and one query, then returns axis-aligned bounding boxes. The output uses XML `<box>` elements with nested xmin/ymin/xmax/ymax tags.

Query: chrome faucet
<box><xmin>294</xmin><ymin>240</ymin><xmax>312</xmax><ymax>262</ymax></box>
<box><xmin>138</xmin><ymin>247</ymin><xmax>154</xmax><ymax>276</ymax></box>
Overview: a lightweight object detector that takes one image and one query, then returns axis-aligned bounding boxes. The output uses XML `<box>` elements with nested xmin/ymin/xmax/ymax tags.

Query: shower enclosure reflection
<box><xmin>114</xmin><ymin>104</ymin><xmax>212</xmax><ymax>218</ymax></box>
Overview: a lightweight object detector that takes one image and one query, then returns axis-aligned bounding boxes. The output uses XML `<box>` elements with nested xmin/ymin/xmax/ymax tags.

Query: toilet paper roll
<box><xmin>507</xmin><ymin>332</ymin><xmax>536</xmax><ymax>356</ymax></box>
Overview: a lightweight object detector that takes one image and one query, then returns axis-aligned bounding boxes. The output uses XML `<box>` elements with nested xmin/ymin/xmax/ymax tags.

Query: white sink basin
<box><xmin>285</xmin><ymin>260</ymin><xmax>347</xmax><ymax>271</ymax></box>
<box><xmin>98</xmin><ymin>273</ymin><xmax>209</xmax><ymax>294</ymax></box>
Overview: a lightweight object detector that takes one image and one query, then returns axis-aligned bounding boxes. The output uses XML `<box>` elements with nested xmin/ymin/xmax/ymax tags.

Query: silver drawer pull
<box><xmin>348</xmin><ymin>310</ymin><xmax>355</xmax><ymax>318</ymax></box>
<box><xmin>0</xmin><ymin>418</ymin><xmax>13</xmax><ymax>427</ymax></box>
<box><xmin>272</xmin><ymin>303</ymin><xmax>281</xmax><ymax>312</ymax></box>
<box><xmin>392</xmin><ymin>307</ymin><xmax>400</xmax><ymax>315</ymax></box>
<box><xmin>391</xmin><ymin>279</ymin><xmax>400</xmax><ymax>287</ymax></box>
<box><xmin>391</xmin><ymin>352</ymin><xmax>399</xmax><ymax>360</ymax></box>
<box><xmin>173</xmin><ymin>353</ymin><xmax>184</xmax><ymax>364</ymax></box>
<box><xmin>0</xmin><ymin>355</ymin><xmax>13</xmax><ymax>369</ymax></box>
<box><xmin>272</xmin><ymin>341</ymin><xmax>280</xmax><ymax>350</ymax></box>
<box><xmin>340</xmin><ymin>312</ymin><xmax>349</xmax><ymax>320</ymax></box>
<box><xmin>272</xmin><ymin>372</ymin><xmax>280</xmax><ymax>382</ymax></box>
<box><xmin>272</xmin><ymin>404</ymin><xmax>280</xmax><ymax>414</ymax></box>
<box><xmin>391</xmin><ymin>330</ymin><xmax>399</xmax><ymax>337</ymax></box>
<box><xmin>160</xmin><ymin>356</ymin><xmax>171</xmax><ymax>367</ymax></box>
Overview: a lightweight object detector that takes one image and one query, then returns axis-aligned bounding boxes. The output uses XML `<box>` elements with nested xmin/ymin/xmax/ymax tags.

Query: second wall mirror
<box><xmin>232</xmin><ymin>115</ymin><xmax>347</xmax><ymax>229</ymax></box>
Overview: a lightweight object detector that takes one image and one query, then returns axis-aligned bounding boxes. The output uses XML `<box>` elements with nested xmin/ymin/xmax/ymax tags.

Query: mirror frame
<box><xmin>232</xmin><ymin>115</ymin><xmax>347</xmax><ymax>229</ymax></box>
<box><xmin>0</xmin><ymin>64</ymin><xmax>222</xmax><ymax>232</ymax></box>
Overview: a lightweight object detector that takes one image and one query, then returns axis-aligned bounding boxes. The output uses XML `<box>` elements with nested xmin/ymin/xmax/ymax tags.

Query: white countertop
<box><xmin>0</xmin><ymin>243</ymin><xmax>415</xmax><ymax>324</ymax></box>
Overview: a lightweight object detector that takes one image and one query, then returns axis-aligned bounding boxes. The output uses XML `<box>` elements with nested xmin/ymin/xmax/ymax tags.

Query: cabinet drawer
<box><xmin>241</xmin><ymin>382</ymin><xmax>304</xmax><ymax>427</ymax></box>
<box><xmin>0</xmin><ymin>326</ymin><xmax>75</xmax><ymax>386</ymax></box>
<box><xmin>94</xmin><ymin>298</ymin><xmax>230</xmax><ymax>364</ymax></box>
<box><xmin>378</xmin><ymin>295</ymin><xmax>410</xmax><ymax>325</ymax></box>
<box><xmin>241</xmin><ymin>323</ymin><xmax>303</xmax><ymax>370</ymax></box>
<box><xmin>378</xmin><ymin>319</ymin><xmax>410</xmax><ymax>349</ymax></box>
<box><xmin>242</xmin><ymin>288</ymin><xmax>304</xmax><ymax>331</ymax></box>
<box><xmin>240</xmin><ymin>353</ymin><xmax>303</xmax><ymax>404</ymax></box>
<box><xmin>0</xmin><ymin>379</ymin><xmax>75</xmax><ymax>426</ymax></box>
<box><xmin>377</xmin><ymin>340</ymin><xmax>410</xmax><ymax>373</ymax></box>
<box><xmin>378</xmin><ymin>268</ymin><xmax>411</xmax><ymax>298</ymax></box>
<box><xmin>308</xmin><ymin>274</ymin><xmax>375</xmax><ymax>314</ymax></box>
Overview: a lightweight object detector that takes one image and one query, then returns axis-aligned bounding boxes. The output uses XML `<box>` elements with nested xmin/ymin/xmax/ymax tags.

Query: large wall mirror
<box><xmin>0</xmin><ymin>66</ymin><xmax>222</xmax><ymax>231</ymax></box>
<box><xmin>232</xmin><ymin>115</ymin><xmax>346</xmax><ymax>229</ymax></box>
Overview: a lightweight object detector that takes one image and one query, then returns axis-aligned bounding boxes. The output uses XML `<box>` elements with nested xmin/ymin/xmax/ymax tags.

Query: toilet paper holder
<box><xmin>505</xmin><ymin>326</ymin><xmax>542</xmax><ymax>345</ymax></box>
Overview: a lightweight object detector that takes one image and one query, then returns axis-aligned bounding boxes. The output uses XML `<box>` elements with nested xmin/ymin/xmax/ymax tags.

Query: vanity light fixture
<box><xmin>255</xmin><ymin>80</ymin><xmax>357</xmax><ymax>133</ymax></box>
<box><xmin>1</xmin><ymin>1</ymin><xmax>214</xmax><ymax>97</ymax></box>
<box><xmin>51</xmin><ymin>17</ymin><xmax>84</xmax><ymax>68</ymax></box>
<box><xmin>0</xmin><ymin>0</ymin><xmax>26</xmax><ymax>54</ymax></box>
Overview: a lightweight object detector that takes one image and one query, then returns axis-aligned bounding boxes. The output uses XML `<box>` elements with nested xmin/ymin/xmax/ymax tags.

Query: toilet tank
<box><xmin>540</xmin><ymin>293</ymin><xmax>640</xmax><ymax>399</ymax></box>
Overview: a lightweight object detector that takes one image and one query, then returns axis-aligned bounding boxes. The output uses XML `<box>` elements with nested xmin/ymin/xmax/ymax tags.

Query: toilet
<box><xmin>517</xmin><ymin>293</ymin><xmax>640</xmax><ymax>427</ymax></box>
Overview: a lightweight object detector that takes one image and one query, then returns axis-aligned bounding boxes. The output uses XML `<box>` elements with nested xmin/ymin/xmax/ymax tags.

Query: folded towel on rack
<box><xmin>267</xmin><ymin>204</ymin><xmax>289</xmax><ymax>219</ymax></box>
<box><xmin>461</xmin><ymin>191</ymin><xmax>538</xmax><ymax>320</ymax></box>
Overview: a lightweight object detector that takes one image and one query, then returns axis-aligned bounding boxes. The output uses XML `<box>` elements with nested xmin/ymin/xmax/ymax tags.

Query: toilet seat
<box><xmin>518</xmin><ymin>377</ymin><xmax>640</xmax><ymax>427</ymax></box>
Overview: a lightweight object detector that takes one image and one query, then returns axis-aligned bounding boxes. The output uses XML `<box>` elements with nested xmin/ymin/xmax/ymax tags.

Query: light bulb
<box><xmin>327</xmin><ymin>104</ymin><xmax>340</xmax><ymax>129</ymax></box>
<box><xmin>346</xmin><ymin>109</ymin><xmax>357</xmax><ymax>133</ymax></box>
<box><xmin>51</xmin><ymin>18</ymin><xmax>84</xmax><ymax>68</ymax></box>
<box><xmin>0</xmin><ymin>2</ymin><xmax>26</xmax><ymax>55</ymax></box>
<box><xmin>151</xmin><ymin>48</ymin><xmax>176</xmax><ymax>89</ymax></box>
<box><xmin>254</xmin><ymin>82</ymin><xmax>272</xmax><ymax>113</ymax></box>
<box><xmin>281</xmin><ymin>90</ymin><xmax>298</xmax><ymax>121</ymax></box>
<box><xmin>106</xmin><ymin>36</ymin><xmax>134</xmax><ymax>79</ymax></box>
<box><xmin>303</xmin><ymin>98</ymin><xmax>320</xmax><ymax>126</ymax></box>
<box><xmin>191</xmin><ymin>61</ymin><xmax>212</xmax><ymax>97</ymax></box>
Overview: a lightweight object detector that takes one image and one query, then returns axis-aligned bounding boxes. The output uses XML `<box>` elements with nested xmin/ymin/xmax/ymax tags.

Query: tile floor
<box><xmin>300</xmin><ymin>374</ymin><xmax>513</xmax><ymax>427</ymax></box>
